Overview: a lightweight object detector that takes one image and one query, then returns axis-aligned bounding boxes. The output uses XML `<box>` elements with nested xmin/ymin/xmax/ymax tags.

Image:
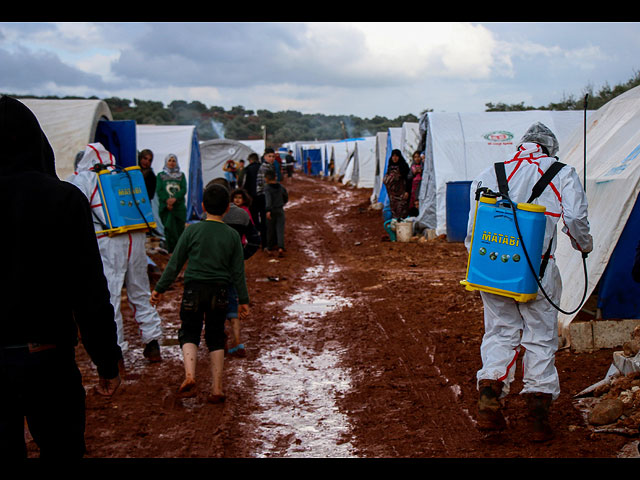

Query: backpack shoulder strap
<box><xmin>527</xmin><ymin>161</ymin><xmax>565</xmax><ymax>203</ymax></box>
<box><xmin>494</xmin><ymin>162</ymin><xmax>509</xmax><ymax>197</ymax></box>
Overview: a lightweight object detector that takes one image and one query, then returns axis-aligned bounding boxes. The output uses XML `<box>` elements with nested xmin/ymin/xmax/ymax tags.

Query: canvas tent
<box><xmin>371</xmin><ymin>131</ymin><xmax>388</xmax><ymax>203</ymax></box>
<box><xmin>417</xmin><ymin>110</ymin><xmax>592</xmax><ymax>236</ymax></box>
<box><xmin>136</xmin><ymin>124</ymin><xmax>203</xmax><ymax>221</ymax></box>
<box><xmin>400</xmin><ymin>122</ymin><xmax>422</xmax><ymax>165</ymax></box>
<box><xmin>552</xmin><ymin>86</ymin><xmax>640</xmax><ymax>339</ymax></box>
<box><xmin>340</xmin><ymin>136</ymin><xmax>377</xmax><ymax>189</ymax></box>
<box><xmin>19</xmin><ymin>98</ymin><xmax>115</xmax><ymax>180</ymax></box>
<box><xmin>239</xmin><ymin>139</ymin><xmax>265</xmax><ymax>156</ymax></box>
<box><xmin>200</xmin><ymin>138</ymin><xmax>257</xmax><ymax>189</ymax></box>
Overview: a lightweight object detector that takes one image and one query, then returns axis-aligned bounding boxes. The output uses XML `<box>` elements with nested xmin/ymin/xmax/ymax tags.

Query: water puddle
<box><xmin>249</xmin><ymin>257</ymin><xmax>357</xmax><ymax>457</ymax></box>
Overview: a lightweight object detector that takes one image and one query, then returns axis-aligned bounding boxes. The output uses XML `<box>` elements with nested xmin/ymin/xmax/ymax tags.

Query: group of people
<box><xmin>0</xmin><ymin>95</ymin><xmax>294</xmax><ymax>458</ymax></box>
<box><xmin>383</xmin><ymin>149</ymin><xmax>424</xmax><ymax>220</ymax></box>
<box><xmin>1</xmin><ymin>93</ymin><xmax>595</xmax><ymax>458</ymax></box>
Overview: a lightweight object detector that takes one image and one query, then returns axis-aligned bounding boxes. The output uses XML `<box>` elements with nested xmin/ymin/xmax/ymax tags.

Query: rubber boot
<box><xmin>524</xmin><ymin>392</ymin><xmax>554</xmax><ymax>442</ymax></box>
<box><xmin>476</xmin><ymin>379</ymin><xmax>506</xmax><ymax>431</ymax></box>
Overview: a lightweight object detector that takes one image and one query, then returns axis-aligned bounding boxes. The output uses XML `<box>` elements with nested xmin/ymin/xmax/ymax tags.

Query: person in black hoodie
<box><xmin>0</xmin><ymin>96</ymin><xmax>122</xmax><ymax>458</ymax></box>
<box><xmin>264</xmin><ymin>169</ymin><xmax>288</xmax><ymax>256</ymax></box>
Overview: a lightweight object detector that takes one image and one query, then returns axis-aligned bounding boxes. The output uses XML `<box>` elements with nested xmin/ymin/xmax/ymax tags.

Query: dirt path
<box><xmin>29</xmin><ymin>173</ymin><xmax>638</xmax><ymax>458</ymax></box>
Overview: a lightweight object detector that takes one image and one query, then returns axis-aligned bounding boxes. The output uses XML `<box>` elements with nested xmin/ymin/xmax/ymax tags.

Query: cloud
<box><xmin>0</xmin><ymin>44</ymin><xmax>108</xmax><ymax>91</ymax></box>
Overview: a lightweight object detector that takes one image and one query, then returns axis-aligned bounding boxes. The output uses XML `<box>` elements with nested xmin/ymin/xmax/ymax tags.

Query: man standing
<box><xmin>243</xmin><ymin>152</ymin><xmax>262</xmax><ymax>243</ymax></box>
<box><xmin>284</xmin><ymin>149</ymin><xmax>295</xmax><ymax>182</ymax></box>
<box><xmin>256</xmin><ymin>148</ymin><xmax>276</xmax><ymax>250</ymax></box>
<box><xmin>0</xmin><ymin>96</ymin><xmax>121</xmax><ymax>458</ymax></box>
<box><xmin>465</xmin><ymin>122</ymin><xmax>592</xmax><ymax>442</ymax></box>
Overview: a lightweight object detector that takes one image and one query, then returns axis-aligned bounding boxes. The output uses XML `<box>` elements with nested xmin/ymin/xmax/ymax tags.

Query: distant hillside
<box><xmin>6</xmin><ymin>70</ymin><xmax>638</xmax><ymax>147</ymax></box>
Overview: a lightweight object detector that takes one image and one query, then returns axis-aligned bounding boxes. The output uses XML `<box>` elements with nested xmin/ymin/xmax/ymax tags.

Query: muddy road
<box><xmin>28</xmin><ymin>173</ymin><xmax>638</xmax><ymax>458</ymax></box>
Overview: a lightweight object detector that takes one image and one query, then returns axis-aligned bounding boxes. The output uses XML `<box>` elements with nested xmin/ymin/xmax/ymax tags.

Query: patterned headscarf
<box><xmin>162</xmin><ymin>154</ymin><xmax>182</xmax><ymax>179</ymax></box>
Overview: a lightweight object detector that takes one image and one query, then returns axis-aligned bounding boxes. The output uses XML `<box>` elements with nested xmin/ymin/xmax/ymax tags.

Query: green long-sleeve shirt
<box><xmin>154</xmin><ymin>219</ymin><xmax>249</xmax><ymax>304</ymax></box>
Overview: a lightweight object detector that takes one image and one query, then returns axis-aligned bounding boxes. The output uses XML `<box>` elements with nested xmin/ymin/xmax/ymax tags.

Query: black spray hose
<box><xmin>505</xmin><ymin>194</ymin><xmax>589</xmax><ymax>315</ymax></box>
<box><xmin>94</xmin><ymin>163</ymin><xmax>163</xmax><ymax>237</ymax></box>
<box><xmin>118</xmin><ymin>165</ymin><xmax>163</xmax><ymax>237</ymax></box>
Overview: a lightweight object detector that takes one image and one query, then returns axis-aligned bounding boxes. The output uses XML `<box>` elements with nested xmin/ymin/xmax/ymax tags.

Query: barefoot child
<box><xmin>150</xmin><ymin>184</ymin><xmax>250</xmax><ymax>403</ymax></box>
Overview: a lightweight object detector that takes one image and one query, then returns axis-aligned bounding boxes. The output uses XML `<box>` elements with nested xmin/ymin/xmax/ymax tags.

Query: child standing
<box><xmin>150</xmin><ymin>184</ymin><xmax>250</xmax><ymax>403</ymax></box>
<box><xmin>264</xmin><ymin>170</ymin><xmax>288</xmax><ymax>257</ymax></box>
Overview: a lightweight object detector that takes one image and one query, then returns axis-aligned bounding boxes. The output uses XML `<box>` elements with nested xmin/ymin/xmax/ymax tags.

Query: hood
<box><xmin>75</xmin><ymin>143</ymin><xmax>115</xmax><ymax>173</ymax></box>
<box><xmin>0</xmin><ymin>96</ymin><xmax>57</xmax><ymax>177</ymax></box>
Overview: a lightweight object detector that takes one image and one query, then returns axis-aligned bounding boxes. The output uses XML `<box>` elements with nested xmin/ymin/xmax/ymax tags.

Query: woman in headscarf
<box><xmin>156</xmin><ymin>154</ymin><xmax>187</xmax><ymax>253</ymax></box>
<box><xmin>383</xmin><ymin>149</ymin><xmax>411</xmax><ymax>219</ymax></box>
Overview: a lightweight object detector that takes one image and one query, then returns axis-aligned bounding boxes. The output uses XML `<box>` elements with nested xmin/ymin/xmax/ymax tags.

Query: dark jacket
<box><xmin>0</xmin><ymin>96</ymin><xmax>121</xmax><ymax>379</ymax></box>
<box><xmin>140</xmin><ymin>166</ymin><xmax>157</xmax><ymax>201</ymax></box>
<box><xmin>265</xmin><ymin>183</ymin><xmax>289</xmax><ymax>212</ymax></box>
<box><xmin>223</xmin><ymin>204</ymin><xmax>261</xmax><ymax>260</ymax></box>
<box><xmin>243</xmin><ymin>161</ymin><xmax>261</xmax><ymax>199</ymax></box>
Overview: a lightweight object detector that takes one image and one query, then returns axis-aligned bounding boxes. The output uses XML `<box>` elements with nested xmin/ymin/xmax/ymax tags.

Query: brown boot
<box><xmin>477</xmin><ymin>379</ymin><xmax>506</xmax><ymax>431</ymax></box>
<box><xmin>524</xmin><ymin>392</ymin><xmax>554</xmax><ymax>442</ymax></box>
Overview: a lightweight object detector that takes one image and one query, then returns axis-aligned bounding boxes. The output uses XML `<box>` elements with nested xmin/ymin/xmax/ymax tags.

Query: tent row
<box><xmin>20</xmin><ymin>98</ymin><xmax>264</xmax><ymax>225</ymax></box>
<box><xmin>282</xmin><ymin>121</ymin><xmax>422</xmax><ymax>205</ymax></box>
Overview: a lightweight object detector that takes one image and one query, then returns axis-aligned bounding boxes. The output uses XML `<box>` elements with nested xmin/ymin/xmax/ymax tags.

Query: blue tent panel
<box><xmin>302</xmin><ymin>148</ymin><xmax>323</xmax><ymax>175</ymax></box>
<box><xmin>95</xmin><ymin>120</ymin><xmax>137</xmax><ymax>168</ymax></box>
<box><xmin>186</xmin><ymin>130</ymin><xmax>203</xmax><ymax>221</ymax></box>
<box><xmin>598</xmin><ymin>191</ymin><xmax>640</xmax><ymax>319</ymax></box>
<box><xmin>377</xmin><ymin>132</ymin><xmax>394</xmax><ymax>205</ymax></box>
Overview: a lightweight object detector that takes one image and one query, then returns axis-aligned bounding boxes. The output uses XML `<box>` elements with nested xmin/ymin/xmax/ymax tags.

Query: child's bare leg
<box><xmin>231</xmin><ymin>317</ymin><xmax>240</xmax><ymax>347</ymax></box>
<box><xmin>178</xmin><ymin>343</ymin><xmax>198</xmax><ymax>395</ymax></box>
<box><xmin>209</xmin><ymin>349</ymin><xmax>225</xmax><ymax>396</ymax></box>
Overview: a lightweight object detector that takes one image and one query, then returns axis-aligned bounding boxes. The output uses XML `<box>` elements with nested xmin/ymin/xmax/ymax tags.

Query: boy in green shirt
<box><xmin>150</xmin><ymin>184</ymin><xmax>249</xmax><ymax>404</ymax></box>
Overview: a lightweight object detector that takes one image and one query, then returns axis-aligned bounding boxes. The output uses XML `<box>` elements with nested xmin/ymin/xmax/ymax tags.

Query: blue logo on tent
<box><xmin>603</xmin><ymin>143</ymin><xmax>640</xmax><ymax>177</ymax></box>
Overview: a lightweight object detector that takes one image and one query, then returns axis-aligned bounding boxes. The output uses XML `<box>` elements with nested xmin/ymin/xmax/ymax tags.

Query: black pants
<box><xmin>252</xmin><ymin>194</ymin><xmax>268</xmax><ymax>249</ymax></box>
<box><xmin>0</xmin><ymin>345</ymin><xmax>86</xmax><ymax>459</ymax></box>
<box><xmin>178</xmin><ymin>282</ymin><xmax>229</xmax><ymax>352</ymax></box>
<box><xmin>267</xmin><ymin>208</ymin><xmax>286</xmax><ymax>250</ymax></box>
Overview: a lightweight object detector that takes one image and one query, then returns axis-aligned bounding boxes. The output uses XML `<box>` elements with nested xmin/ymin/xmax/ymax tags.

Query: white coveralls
<box><xmin>68</xmin><ymin>143</ymin><xmax>163</xmax><ymax>352</ymax></box>
<box><xmin>465</xmin><ymin>141</ymin><xmax>592</xmax><ymax>401</ymax></box>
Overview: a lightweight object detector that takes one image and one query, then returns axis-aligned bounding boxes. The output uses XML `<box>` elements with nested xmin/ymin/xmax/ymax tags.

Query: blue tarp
<box><xmin>186</xmin><ymin>129</ymin><xmax>203</xmax><ymax>221</ymax></box>
<box><xmin>597</xmin><ymin>191</ymin><xmax>640</xmax><ymax>319</ymax></box>
<box><xmin>95</xmin><ymin>120</ymin><xmax>137</xmax><ymax>168</ymax></box>
<box><xmin>377</xmin><ymin>131</ymin><xmax>394</xmax><ymax>205</ymax></box>
<box><xmin>302</xmin><ymin>147</ymin><xmax>323</xmax><ymax>175</ymax></box>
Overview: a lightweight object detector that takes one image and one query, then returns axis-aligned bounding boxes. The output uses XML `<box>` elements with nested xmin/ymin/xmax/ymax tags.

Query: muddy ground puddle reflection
<box><xmin>249</xmin><ymin>260</ymin><xmax>357</xmax><ymax>457</ymax></box>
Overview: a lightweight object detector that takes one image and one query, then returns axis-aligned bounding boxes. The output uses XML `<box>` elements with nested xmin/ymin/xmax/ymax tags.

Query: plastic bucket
<box><xmin>446</xmin><ymin>181</ymin><xmax>472</xmax><ymax>242</ymax></box>
<box><xmin>396</xmin><ymin>221</ymin><xmax>413</xmax><ymax>243</ymax></box>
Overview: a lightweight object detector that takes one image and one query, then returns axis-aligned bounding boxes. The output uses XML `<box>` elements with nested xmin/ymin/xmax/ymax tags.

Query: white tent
<box><xmin>136</xmin><ymin>125</ymin><xmax>197</xmax><ymax>188</ymax></box>
<box><xmin>342</xmin><ymin>136</ymin><xmax>377</xmax><ymax>189</ymax></box>
<box><xmin>19</xmin><ymin>98</ymin><xmax>112</xmax><ymax>180</ymax></box>
<box><xmin>554</xmin><ymin>86</ymin><xmax>640</xmax><ymax>339</ymax></box>
<box><xmin>417</xmin><ymin>110</ymin><xmax>592</xmax><ymax>235</ymax></box>
<box><xmin>238</xmin><ymin>139</ymin><xmax>265</xmax><ymax>156</ymax></box>
<box><xmin>400</xmin><ymin>122</ymin><xmax>422</xmax><ymax>163</ymax></box>
<box><xmin>136</xmin><ymin>124</ymin><xmax>204</xmax><ymax>224</ymax></box>
<box><xmin>199</xmin><ymin>138</ymin><xmax>258</xmax><ymax>187</ymax></box>
<box><xmin>371</xmin><ymin>131</ymin><xmax>388</xmax><ymax>203</ymax></box>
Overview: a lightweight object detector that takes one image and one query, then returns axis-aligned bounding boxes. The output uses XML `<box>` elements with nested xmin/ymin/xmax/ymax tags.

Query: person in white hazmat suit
<box><xmin>464</xmin><ymin>122</ymin><xmax>593</xmax><ymax>442</ymax></box>
<box><xmin>68</xmin><ymin>143</ymin><xmax>164</xmax><ymax>364</ymax></box>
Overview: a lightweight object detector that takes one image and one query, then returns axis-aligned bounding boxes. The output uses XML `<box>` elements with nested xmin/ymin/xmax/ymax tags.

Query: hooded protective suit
<box><xmin>0</xmin><ymin>96</ymin><xmax>121</xmax><ymax>457</ymax></box>
<box><xmin>69</xmin><ymin>143</ymin><xmax>163</xmax><ymax>353</ymax></box>
<box><xmin>465</xmin><ymin>122</ymin><xmax>592</xmax><ymax>401</ymax></box>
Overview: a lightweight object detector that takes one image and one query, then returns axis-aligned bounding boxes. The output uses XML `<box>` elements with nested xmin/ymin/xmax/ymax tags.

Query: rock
<box><xmin>589</xmin><ymin>398</ymin><xmax>625</xmax><ymax>426</ymax></box>
<box><xmin>623</xmin><ymin>339</ymin><xmax>640</xmax><ymax>357</ymax></box>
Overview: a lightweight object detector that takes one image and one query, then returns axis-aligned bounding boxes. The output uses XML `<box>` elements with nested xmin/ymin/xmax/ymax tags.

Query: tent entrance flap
<box><xmin>597</xmin><ymin>191</ymin><xmax>640</xmax><ymax>319</ymax></box>
<box><xmin>95</xmin><ymin>120</ymin><xmax>137</xmax><ymax>168</ymax></box>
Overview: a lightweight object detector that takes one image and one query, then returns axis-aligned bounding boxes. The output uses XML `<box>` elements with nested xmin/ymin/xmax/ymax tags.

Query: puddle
<box><xmin>249</xmin><ymin>252</ymin><xmax>357</xmax><ymax>457</ymax></box>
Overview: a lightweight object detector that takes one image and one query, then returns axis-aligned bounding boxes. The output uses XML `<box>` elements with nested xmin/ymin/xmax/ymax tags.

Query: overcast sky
<box><xmin>1</xmin><ymin>22</ymin><xmax>639</xmax><ymax>118</ymax></box>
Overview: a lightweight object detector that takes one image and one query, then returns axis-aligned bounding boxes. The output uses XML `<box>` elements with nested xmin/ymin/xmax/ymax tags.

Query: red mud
<box><xmin>26</xmin><ymin>174</ymin><xmax>636</xmax><ymax>458</ymax></box>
